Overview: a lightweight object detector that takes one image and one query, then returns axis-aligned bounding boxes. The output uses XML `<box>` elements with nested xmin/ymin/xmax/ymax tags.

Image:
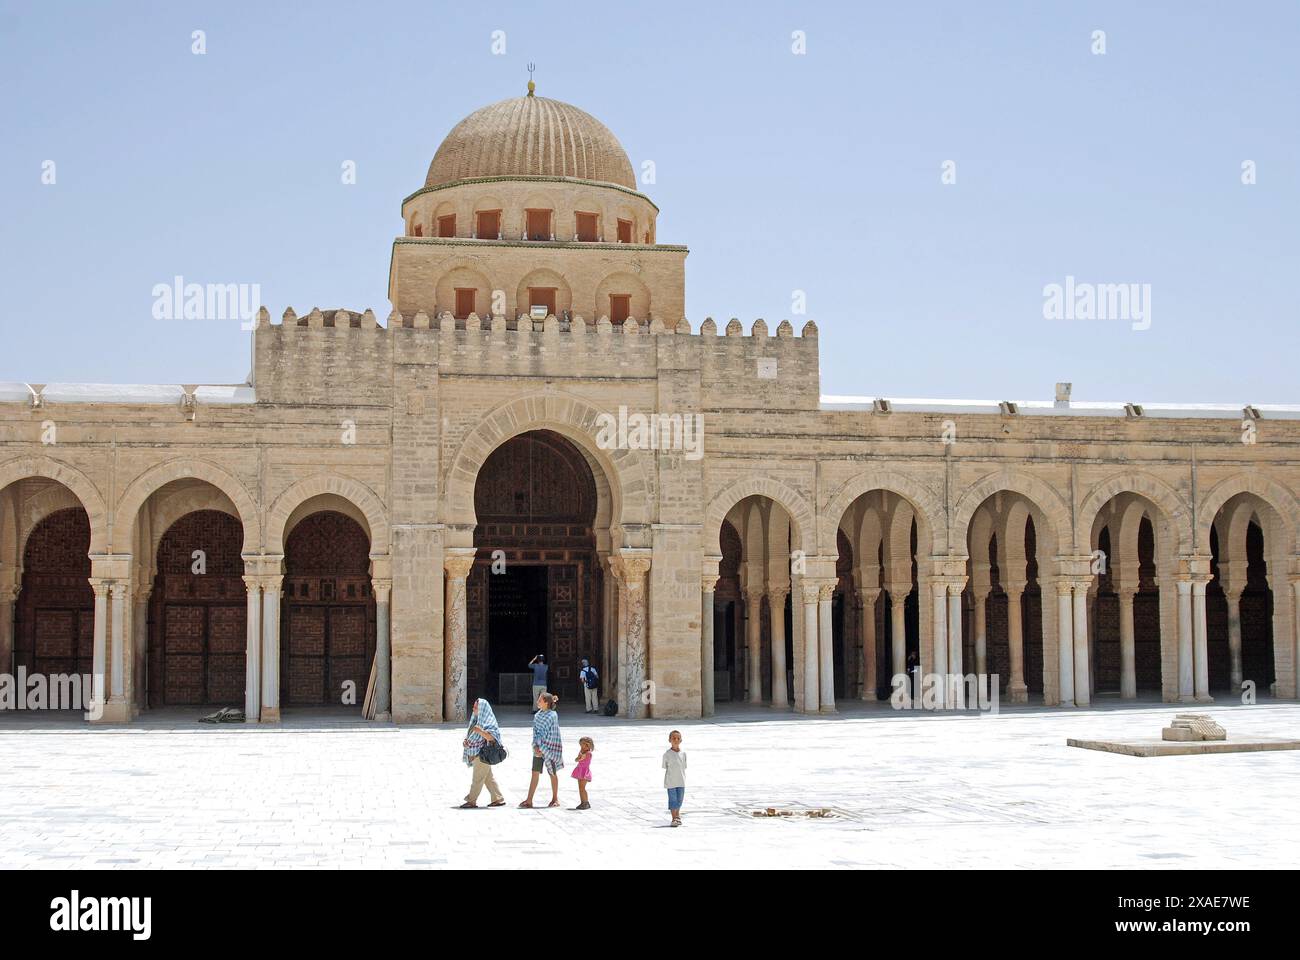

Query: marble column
<box><xmin>109</xmin><ymin>582</ymin><xmax>127</xmax><ymax>705</ymax></box>
<box><xmin>1072</xmin><ymin>581</ymin><xmax>1090</xmax><ymax>707</ymax></box>
<box><xmin>1006</xmin><ymin>583</ymin><xmax>1028</xmax><ymax>702</ymax></box>
<box><xmin>701</xmin><ymin>574</ymin><xmax>718</xmax><ymax>717</ymax></box>
<box><xmin>602</xmin><ymin>557</ymin><xmax>617</xmax><ymax>692</ymax></box>
<box><xmin>90</xmin><ymin>579</ymin><xmax>108</xmax><ymax>717</ymax></box>
<box><xmin>1176</xmin><ymin>578</ymin><xmax>1195</xmax><ymax>702</ymax></box>
<box><xmin>616</xmin><ymin>555</ymin><xmax>651</xmax><ymax>719</ymax></box>
<box><xmin>1056</xmin><ymin>581</ymin><xmax>1075</xmax><ymax>706</ymax></box>
<box><xmin>261</xmin><ymin>575</ymin><xmax>282</xmax><ymax>722</ymax></box>
<box><xmin>800</xmin><ymin>581</ymin><xmax>820</xmax><ymax>714</ymax></box>
<box><xmin>243</xmin><ymin>576</ymin><xmax>262</xmax><ymax>721</ymax></box>
<box><xmin>930</xmin><ymin>581</ymin><xmax>948</xmax><ymax>705</ymax></box>
<box><xmin>947</xmin><ymin>582</ymin><xmax>964</xmax><ymax>708</ymax></box>
<box><xmin>818</xmin><ymin>581</ymin><xmax>835</xmax><ymax>713</ymax></box>
<box><xmin>769</xmin><ymin>587</ymin><xmax>789</xmax><ymax>708</ymax></box>
<box><xmin>133</xmin><ymin>588</ymin><xmax>149</xmax><ymax>713</ymax></box>
<box><xmin>443</xmin><ymin>555</ymin><xmax>475</xmax><ymax>724</ymax></box>
<box><xmin>1223</xmin><ymin>586</ymin><xmax>1243</xmax><ymax>692</ymax></box>
<box><xmin>859</xmin><ymin>588</ymin><xmax>880</xmax><ymax>700</ymax></box>
<box><xmin>744</xmin><ymin>589</ymin><xmax>764</xmax><ymax>704</ymax></box>
<box><xmin>1118</xmin><ymin>587</ymin><xmax>1137</xmax><ymax>699</ymax></box>
<box><xmin>972</xmin><ymin>588</ymin><xmax>989</xmax><ymax>678</ymax></box>
<box><xmin>373</xmin><ymin>577</ymin><xmax>392</xmax><ymax>720</ymax></box>
<box><xmin>889</xmin><ymin>589</ymin><xmax>908</xmax><ymax>688</ymax></box>
<box><xmin>1192</xmin><ymin>576</ymin><xmax>1212</xmax><ymax>702</ymax></box>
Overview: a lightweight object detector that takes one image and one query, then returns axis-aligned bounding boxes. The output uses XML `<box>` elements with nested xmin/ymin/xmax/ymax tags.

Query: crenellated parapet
<box><xmin>251</xmin><ymin>307</ymin><xmax>822</xmax><ymax>409</ymax></box>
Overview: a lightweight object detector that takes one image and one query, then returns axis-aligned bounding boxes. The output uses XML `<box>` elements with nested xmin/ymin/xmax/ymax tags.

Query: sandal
<box><xmin>576</xmin><ymin>802</ymin><xmax>591</xmax><ymax>810</ymax></box>
<box><xmin>488</xmin><ymin>799</ymin><xmax>507</xmax><ymax>807</ymax></box>
<box><xmin>547</xmin><ymin>799</ymin><xmax>560</xmax><ymax>808</ymax></box>
<box><xmin>518</xmin><ymin>800</ymin><xmax>533</xmax><ymax>809</ymax></box>
<box><xmin>458</xmin><ymin>802</ymin><xmax>478</xmax><ymax>809</ymax></box>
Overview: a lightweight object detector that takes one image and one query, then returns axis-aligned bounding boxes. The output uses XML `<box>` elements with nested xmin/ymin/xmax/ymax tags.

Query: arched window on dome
<box><xmin>526</xmin><ymin>209</ymin><xmax>553</xmax><ymax>241</ymax></box>
<box><xmin>575</xmin><ymin>212</ymin><xmax>599</xmax><ymax>243</ymax></box>
<box><xmin>438</xmin><ymin>214</ymin><xmax>456</xmax><ymax>238</ymax></box>
<box><xmin>475</xmin><ymin>209</ymin><xmax>501</xmax><ymax>240</ymax></box>
<box><xmin>616</xmin><ymin>218</ymin><xmax>633</xmax><ymax>244</ymax></box>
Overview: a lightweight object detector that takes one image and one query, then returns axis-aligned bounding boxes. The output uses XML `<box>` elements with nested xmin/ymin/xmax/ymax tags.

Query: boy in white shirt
<box><xmin>662</xmin><ymin>730</ymin><xmax>687</xmax><ymax>827</ymax></box>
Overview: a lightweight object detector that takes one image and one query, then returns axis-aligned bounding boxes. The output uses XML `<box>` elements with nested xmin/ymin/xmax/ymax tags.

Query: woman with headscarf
<box><xmin>518</xmin><ymin>691</ymin><xmax>564</xmax><ymax>808</ymax></box>
<box><xmin>460</xmin><ymin>698</ymin><xmax>507</xmax><ymax>809</ymax></box>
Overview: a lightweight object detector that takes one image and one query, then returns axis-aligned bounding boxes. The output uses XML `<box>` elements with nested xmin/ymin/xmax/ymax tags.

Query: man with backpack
<box><xmin>579</xmin><ymin>657</ymin><xmax>600</xmax><ymax>714</ymax></box>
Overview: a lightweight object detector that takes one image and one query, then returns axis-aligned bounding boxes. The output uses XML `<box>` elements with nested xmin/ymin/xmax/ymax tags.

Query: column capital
<box><xmin>700</xmin><ymin>573</ymin><xmax>720</xmax><ymax>594</ymax></box>
<box><xmin>799</xmin><ymin>580</ymin><xmax>822</xmax><ymax>605</ymax></box>
<box><xmin>857</xmin><ymin>586</ymin><xmax>882</xmax><ymax>604</ymax></box>
<box><xmin>89</xmin><ymin>577</ymin><xmax>112</xmax><ymax>598</ymax></box>
<box><xmin>612</xmin><ymin>549</ymin><xmax>652</xmax><ymax>582</ymax></box>
<box><xmin>443</xmin><ymin>549</ymin><xmax>476</xmax><ymax>580</ymax></box>
<box><xmin>242</xmin><ymin>575</ymin><xmax>263</xmax><ymax>595</ymax></box>
<box><xmin>1003</xmin><ymin>579</ymin><xmax>1027</xmax><ymax>599</ymax></box>
<box><xmin>742</xmin><ymin>587</ymin><xmax>765</xmax><ymax>606</ymax></box>
<box><xmin>816</xmin><ymin>579</ymin><xmax>837</xmax><ymax>602</ymax></box>
<box><xmin>767</xmin><ymin>583</ymin><xmax>790</xmax><ymax>604</ymax></box>
<box><xmin>109</xmin><ymin>581</ymin><xmax>129</xmax><ymax>600</ymax></box>
<box><xmin>884</xmin><ymin>580</ymin><xmax>912</xmax><ymax>599</ymax></box>
<box><xmin>371</xmin><ymin>578</ymin><xmax>393</xmax><ymax>603</ymax></box>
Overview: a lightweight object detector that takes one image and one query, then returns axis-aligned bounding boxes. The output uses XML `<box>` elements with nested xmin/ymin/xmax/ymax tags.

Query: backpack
<box><xmin>603</xmin><ymin>699</ymin><xmax>618</xmax><ymax>717</ymax></box>
<box><xmin>584</xmin><ymin>667</ymin><xmax>599</xmax><ymax>689</ymax></box>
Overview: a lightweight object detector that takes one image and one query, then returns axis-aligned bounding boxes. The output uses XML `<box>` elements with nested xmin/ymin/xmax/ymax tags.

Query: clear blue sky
<box><xmin>2</xmin><ymin>0</ymin><xmax>1296</xmax><ymax>402</ymax></box>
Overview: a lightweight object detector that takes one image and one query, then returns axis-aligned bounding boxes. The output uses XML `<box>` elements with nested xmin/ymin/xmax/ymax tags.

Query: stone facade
<box><xmin>2</xmin><ymin>92</ymin><xmax>1298</xmax><ymax>724</ymax></box>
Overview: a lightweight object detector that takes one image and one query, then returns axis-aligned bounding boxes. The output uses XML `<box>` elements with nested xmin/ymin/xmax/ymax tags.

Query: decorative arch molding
<box><xmin>443</xmin><ymin>392</ymin><xmax>653</xmax><ymax>542</ymax></box>
<box><xmin>1075</xmin><ymin>471</ymin><xmax>1193</xmax><ymax>556</ymax></box>
<box><xmin>1197</xmin><ymin>474</ymin><xmax>1299</xmax><ymax>554</ymax></box>
<box><xmin>706</xmin><ymin>477</ymin><xmax>815</xmax><ymax>557</ymax></box>
<box><xmin>115</xmin><ymin>458</ymin><xmax>261</xmax><ymax>556</ymax></box>
<box><xmin>266</xmin><ymin>474</ymin><xmax>390</xmax><ymax>557</ymax></box>
<box><xmin>951</xmin><ymin>469</ymin><xmax>1072</xmax><ymax>555</ymax></box>
<box><xmin>12</xmin><ymin>484</ymin><xmax>92</xmax><ymax>570</ymax></box>
<box><xmin>818</xmin><ymin>468</ymin><xmax>944</xmax><ymax>555</ymax></box>
<box><xmin>0</xmin><ymin>455</ymin><xmax>110</xmax><ymax>554</ymax></box>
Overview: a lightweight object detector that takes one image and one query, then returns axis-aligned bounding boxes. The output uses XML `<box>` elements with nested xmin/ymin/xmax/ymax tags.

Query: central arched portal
<box><xmin>468</xmin><ymin>430</ymin><xmax>603</xmax><ymax>706</ymax></box>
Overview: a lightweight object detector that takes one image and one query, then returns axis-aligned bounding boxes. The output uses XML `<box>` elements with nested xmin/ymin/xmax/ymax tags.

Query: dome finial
<box><xmin>526</xmin><ymin>62</ymin><xmax>536</xmax><ymax>96</ymax></box>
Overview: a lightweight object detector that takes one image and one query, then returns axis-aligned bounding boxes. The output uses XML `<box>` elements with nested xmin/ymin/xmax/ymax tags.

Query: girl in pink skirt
<box><xmin>572</xmin><ymin>736</ymin><xmax>594</xmax><ymax>810</ymax></box>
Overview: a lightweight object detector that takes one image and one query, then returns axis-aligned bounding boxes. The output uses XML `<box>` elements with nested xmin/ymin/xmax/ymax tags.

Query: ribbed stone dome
<box><xmin>425</xmin><ymin>95</ymin><xmax>636</xmax><ymax>190</ymax></box>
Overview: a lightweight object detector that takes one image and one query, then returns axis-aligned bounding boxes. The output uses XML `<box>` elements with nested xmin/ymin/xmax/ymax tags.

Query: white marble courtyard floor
<box><xmin>1</xmin><ymin>699</ymin><xmax>1297</xmax><ymax>869</ymax></box>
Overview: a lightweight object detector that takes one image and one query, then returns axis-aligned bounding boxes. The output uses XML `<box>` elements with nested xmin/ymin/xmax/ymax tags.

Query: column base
<box><xmin>259</xmin><ymin>707</ymin><xmax>281</xmax><ymax>724</ymax></box>
<box><xmin>92</xmin><ymin>699</ymin><xmax>132</xmax><ymax>724</ymax></box>
<box><xmin>1008</xmin><ymin>682</ymin><xmax>1029</xmax><ymax>704</ymax></box>
<box><xmin>374</xmin><ymin>711</ymin><xmax>392</xmax><ymax>722</ymax></box>
<box><xmin>819</xmin><ymin>704</ymin><xmax>837</xmax><ymax>715</ymax></box>
<box><xmin>1194</xmin><ymin>694</ymin><xmax>1215</xmax><ymax>704</ymax></box>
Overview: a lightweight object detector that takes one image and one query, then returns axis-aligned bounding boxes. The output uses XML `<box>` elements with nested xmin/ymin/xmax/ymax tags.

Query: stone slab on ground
<box><xmin>1067</xmin><ymin>736</ymin><xmax>1300</xmax><ymax>757</ymax></box>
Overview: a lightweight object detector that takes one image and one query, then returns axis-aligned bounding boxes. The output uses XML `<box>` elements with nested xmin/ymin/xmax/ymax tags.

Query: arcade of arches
<box><xmin>699</xmin><ymin>485</ymin><xmax>1299</xmax><ymax>715</ymax></box>
<box><xmin>0</xmin><ymin>467</ymin><xmax>1298</xmax><ymax>722</ymax></box>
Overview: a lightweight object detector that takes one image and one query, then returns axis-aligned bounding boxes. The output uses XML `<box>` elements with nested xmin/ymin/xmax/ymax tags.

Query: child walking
<box><xmin>662</xmin><ymin>730</ymin><xmax>687</xmax><ymax>827</ymax></box>
<box><xmin>571</xmin><ymin>736</ymin><xmax>594</xmax><ymax>810</ymax></box>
